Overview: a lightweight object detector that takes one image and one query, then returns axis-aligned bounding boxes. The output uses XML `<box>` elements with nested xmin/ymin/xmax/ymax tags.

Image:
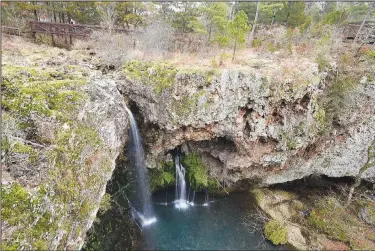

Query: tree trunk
<box><xmin>232</xmin><ymin>39</ymin><xmax>237</xmax><ymax>61</ymax></box>
<box><xmin>207</xmin><ymin>24</ymin><xmax>212</xmax><ymax>42</ymax></box>
<box><xmin>270</xmin><ymin>11</ymin><xmax>276</xmax><ymax>27</ymax></box>
<box><xmin>249</xmin><ymin>0</ymin><xmax>260</xmax><ymax>45</ymax></box>
<box><xmin>353</xmin><ymin>0</ymin><xmax>375</xmax><ymax>44</ymax></box>
<box><xmin>346</xmin><ymin>172</ymin><xmax>362</xmax><ymax>206</ymax></box>
<box><xmin>230</xmin><ymin>1</ymin><xmax>237</xmax><ymax>20</ymax></box>
<box><xmin>346</xmin><ymin>140</ymin><xmax>375</xmax><ymax>206</ymax></box>
<box><xmin>33</xmin><ymin>2</ymin><xmax>38</xmax><ymax>21</ymax></box>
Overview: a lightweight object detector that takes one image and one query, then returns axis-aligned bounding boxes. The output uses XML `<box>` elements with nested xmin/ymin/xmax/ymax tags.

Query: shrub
<box><xmin>252</xmin><ymin>38</ymin><xmax>262</xmax><ymax>48</ymax></box>
<box><xmin>266</xmin><ymin>42</ymin><xmax>276</xmax><ymax>53</ymax></box>
<box><xmin>315</xmin><ymin>53</ymin><xmax>329</xmax><ymax>71</ymax></box>
<box><xmin>264</xmin><ymin>220</ymin><xmax>288</xmax><ymax>245</ymax></box>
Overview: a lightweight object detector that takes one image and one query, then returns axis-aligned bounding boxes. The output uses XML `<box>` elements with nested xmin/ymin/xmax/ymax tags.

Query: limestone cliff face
<box><xmin>118</xmin><ymin>60</ymin><xmax>375</xmax><ymax>187</ymax></box>
<box><xmin>1</xmin><ymin>37</ymin><xmax>128</xmax><ymax>249</ymax></box>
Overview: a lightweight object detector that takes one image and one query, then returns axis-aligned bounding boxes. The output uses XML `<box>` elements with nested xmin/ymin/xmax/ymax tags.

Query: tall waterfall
<box><xmin>125</xmin><ymin>106</ymin><xmax>156</xmax><ymax>227</ymax></box>
<box><xmin>174</xmin><ymin>155</ymin><xmax>189</xmax><ymax>209</ymax></box>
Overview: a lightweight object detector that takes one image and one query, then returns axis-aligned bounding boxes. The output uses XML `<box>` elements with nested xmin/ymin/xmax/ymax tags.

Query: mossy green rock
<box><xmin>264</xmin><ymin>220</ymin><xmax>288</xmax><ymax>245</ymax></box>
<box><xmin>2</xmin><ymin>40</ymin><xmax>129</xmax><ymax>250</ymax></box>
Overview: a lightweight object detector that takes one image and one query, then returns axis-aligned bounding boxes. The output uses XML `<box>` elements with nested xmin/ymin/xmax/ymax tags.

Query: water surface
<box><xmin>141</xmin><ymin>191</ymin><xmax>279</xmax><ymax>250</ymax></box>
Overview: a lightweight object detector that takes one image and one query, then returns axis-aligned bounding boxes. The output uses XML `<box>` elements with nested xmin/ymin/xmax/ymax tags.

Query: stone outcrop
<box><xmin>118</xmin><ymin>59</ymin><xmax>375</xmax><ymax>187</ymax></box>
<box><xmin>1</xmin><ymin>36</ymin><xmax>128</xmax><ymax>249</ymax></box>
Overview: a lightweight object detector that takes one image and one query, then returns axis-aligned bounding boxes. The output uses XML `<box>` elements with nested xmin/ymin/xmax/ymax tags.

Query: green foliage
<box><xmin>123</xmin><ymin>60</ymin><xmax>177</xmax><ymax>94</ymax></box>
<box><xmin>307</xmin><ymin>196</ymin><xmax>352</xmax><ymax>242</ymax></box>
<box><xmin>299</xmin><ymin>16</ymin><xmax>312</xmax><ymax>33</ymax></box>
<box><xmin>252</xmin><ymin>38</ymin><xmax>262</xmax><ymax>48</ymax></box>
<box><xmin>324</xmin><ymin>76</ymin><xmax>357</xmax><ymax>126</ymax></box>
<box><xmin>150</xmin><ymin>161</ymin><xmax>175</xmax><ymax>191</ymax></box>
<box><xmin>315</xmin><ymin>106</ymin><xmax>327</xmax><ymax>133</ymax></box>
<box><xmin>321</xmin><ymin>8</ymin><xmax>348</xmax><ymax>25</ymax></box>
<box><xmin>207</xmin><ymin>178</ymin><xmax>221</xmax><ymax>193</ymax></box>
<box><xmin>172</xmin><ymin>90</ymin><xmax>205</xmax><ymax>117</ymax></box>
<box><xmin>169</xmin><ymin>2</ymin><xmax>204</xmax><ymax>33</ymax></box>
<box><xmin>182</xmin><ymin>153</ymin><xmax>208</xmax><ymax>189</ymax></box>
<box><xmin>99</xmin><ymin>193</ymin><xmax>112</xmax><ymax>214</ymax></box>
<box><xmin>365</xmin><ymin>50</ymin><xmax>375</xmax><ymax>59</ymax></box>
<box><xmin>2</xmin><ymin>65</ymin><xmax>86</xmax><ymax>121</ymax></box>
<box><xmin>216</xmin><ymin>10</ymin><xmax>250</xmax><ymax>60</ymax></box>
<box><xmin>286</xmin><ymin>28</ymin><xmax>293</xmax><ymax>54</ymax></box>
<box><xmin>12</xmin><ymin>141</ymin><xmax>37</xmax><ymax>163</ymax></box>
<box><xmin>264</xmin><ymin>220</ymin><xmax>288</xmax><ymax>245</ymax></box>
<box><xmin>79</xmin><ymin>200</ymin><xmax>93</xmax><ymax>219</ymax></box>
<box><xmin>200</xmin><ymin>2</ymin><xmax>229</xmax><ymax>42</ymax></box>
<box><xmin>266</xmin><ymin>42</ymin><xmax>276</xmax><ymax>53</ymax></box>
<box><xmin>2</xmin><ymin>183</ymin><xmax>58</xmax><ymax>249</ymax></box>
<box><xmin>278</xmin><ymin>2</ymin><xmax>309</xmax><ymax>27</ymax></box>
<box><xmin>236</xmin><ymin>2</ymin><xmax>283</xmax><ymax>25</ymax></box>
<box><xmin>316</xmin><ymin>53</ymin><xmax>330</xmax><ymax>71</ymax></box>
<box><xmin>217</xmin><ymin>10</ymin><xmax>250</xmax><ymax>48</ymax></box>
<box><xmin>211</xmin><ymin>56</ymin><xmax>219</xmax><ymax>68</ymax></box>
<box><xmin>115</xmin><ymin>2</ymin><xmax>148</xmax><ymax>29</ymax></box>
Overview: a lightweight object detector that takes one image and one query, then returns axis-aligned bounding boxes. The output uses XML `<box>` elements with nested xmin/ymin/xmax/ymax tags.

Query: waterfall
<box><xmin>174</xmin><ymin>155</ymin><xmax>189</xmax><ymax>209</ymax></box>
<box><xmin>125</xmin><ymin>106</ymin><xmax>156</xmax><ymax>227</ymax></box>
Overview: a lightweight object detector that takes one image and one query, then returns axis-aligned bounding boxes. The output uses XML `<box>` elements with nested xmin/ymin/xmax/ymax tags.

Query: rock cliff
<box><xmin>2</xmin><ymin>37</ymin><xmax>128</xmax><ymax>249</ymax></box>
<box><xmin>118</xmin><ymin>58</ymin><xmax>375</xmax><ymax>187</ymax></box>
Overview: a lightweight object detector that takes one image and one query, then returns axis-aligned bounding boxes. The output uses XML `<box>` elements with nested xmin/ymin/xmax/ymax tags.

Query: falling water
<box><xmin>174</xmin><ymin>155</ymin><xmax>189</xmax><ymax>209</ymax></box>
<box><xmin>125</xmin><ymin>106</ymin><xmax>156</xmax><ymax>227</ymax></box>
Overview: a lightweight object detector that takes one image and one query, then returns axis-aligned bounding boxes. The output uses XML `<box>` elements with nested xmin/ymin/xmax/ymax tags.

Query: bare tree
<box><xmin>98</xmin><ymin>2</ymin><xmax>117</xmax><ymax>33</ymax></box>
<box><xmin>353</xmin><ymin>0</ymin><xmax>375</xmax><ymax>44</ymax></box>
<box><xmin>248</xmin><ymin>0</ymin><xmax>260</xmax><ymax>45</ymax></box>
<box><xmin>346</xmin><ymin>139</ymin><xmax>375</xmax><ymax>206</ymax></box>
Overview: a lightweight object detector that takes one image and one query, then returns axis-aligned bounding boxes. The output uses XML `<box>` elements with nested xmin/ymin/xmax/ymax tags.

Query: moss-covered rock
<box><xmin>182</xmin><ymin>153</ymin><xmax>209</xmax><ymax>190</ymax></box>
<box><xmin>123</xmin><ymin>60</ymin><xmax>177</xmax><ymax>94</ymax></box>
<box><xmin>149</xmin><ymin>161</ymin><xmax>175</xmax><ymax>191</ymax></box>
<box><xmin>2</xmin><ymin>39</ymin><xmax>128</xmax><ymax>250</ymax></box>
<box><xmin>264</xmin><ymin>220</ymin><xmax>288</xmax><ymax>245</ymax></box>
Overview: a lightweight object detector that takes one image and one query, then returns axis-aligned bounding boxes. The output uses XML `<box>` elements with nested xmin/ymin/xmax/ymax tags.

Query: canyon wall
<box><xmin>118</xmin><ymin>59</ymin><xmax>375</xmax><ymax>187</ymax></box>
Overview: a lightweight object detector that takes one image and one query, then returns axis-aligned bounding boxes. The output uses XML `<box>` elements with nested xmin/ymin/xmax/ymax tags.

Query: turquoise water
<box><xmin>141</xmin><ymin>191</ymin><xmax>280</xmax><ymax>250</ymax></box>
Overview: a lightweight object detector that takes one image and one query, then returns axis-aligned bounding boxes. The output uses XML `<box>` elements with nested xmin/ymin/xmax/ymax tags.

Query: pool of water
<box><xmin>140</xmin><ymin>190</ymin><xmax>280</xmax><ymax>250</ymax></box>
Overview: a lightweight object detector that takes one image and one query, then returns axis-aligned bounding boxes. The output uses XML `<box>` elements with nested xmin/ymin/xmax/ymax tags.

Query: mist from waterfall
<box><xmin>125</xmin><ymin>106</ymin><xmax>156</xmax><ymax>227</ymax></box>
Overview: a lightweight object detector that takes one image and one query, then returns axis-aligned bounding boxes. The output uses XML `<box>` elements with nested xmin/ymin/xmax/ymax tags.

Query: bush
<box><xmin>315</xmin><ymin>53</ymin><xmax>330</xmax><ymax>71</ymax></box>
<box><xmin>264</xmin><ymin>220</ymin><xmax>288</xmax><ymax>245</ymax></box>
<box><xmin>252</xmin><ymin>38</ymin><xmax>262</xmax><ymax>48</ymax></box>
<box><xmin>266</xmin><ymin>42</ymin><xmax>276</xmax><ymax>53</ymax></box>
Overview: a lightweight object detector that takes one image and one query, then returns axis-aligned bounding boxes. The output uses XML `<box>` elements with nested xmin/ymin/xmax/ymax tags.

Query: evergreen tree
<box><xmin>200</xmin><ymin>2</ymin><xmax>229</xmax><ymax>42</ymax></box>
<box><xmin>170</xmin><ymin>2</ymin><xmax>205</xmax><ymax>33</ymax></box>
<box><xmin>217</xmin><ymin>10</ymin><xmax>250</xmax><ymax>61</ymax></box>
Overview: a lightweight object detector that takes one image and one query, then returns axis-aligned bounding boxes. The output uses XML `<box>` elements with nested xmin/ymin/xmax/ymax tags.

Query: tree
<box><xmin>97</xmin><ymin>2</ymin><xmax>117</xmax><ymax>32</ymax></box>
<box><xmin>200</xmin><ymin>2</ymin><xmax>229</xmax><ymax>42</ymax></box>
<box><xmin>248</xmin><ymin>0</ymin><xmax>260</xmax><ymax>45</ymax></box>
<box><xmin>221</xmin><ymin>11</ymin><xmax>250</xmax><ymax>61</ymax></box>
<box><xmin>115</xmin><ymin>2</ymin><xmax>148</xmax><ymax>30</ymax></box>
<box><xmin>261</xmin><ymin>2</ymin><xmax>283</xmax><ymax>26</ymax></box>
<box><xmin>278</xmin><ymin>1</ymin><xmax>308</xmax><ymax>27</ymax></box>
<box><xmin>169</xmin><ymin>2</ymin><xmax>205</xmax><ymax>33</ymax></box>
<box><xmin>353</xmin><ymin>0</ymin><xmax>375</xmax><ymax>44</ymax></box>
<box><xmin>346</xmin><ymin>140</ymin><xmax>375</xmax><ymax>205</ymax></box>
